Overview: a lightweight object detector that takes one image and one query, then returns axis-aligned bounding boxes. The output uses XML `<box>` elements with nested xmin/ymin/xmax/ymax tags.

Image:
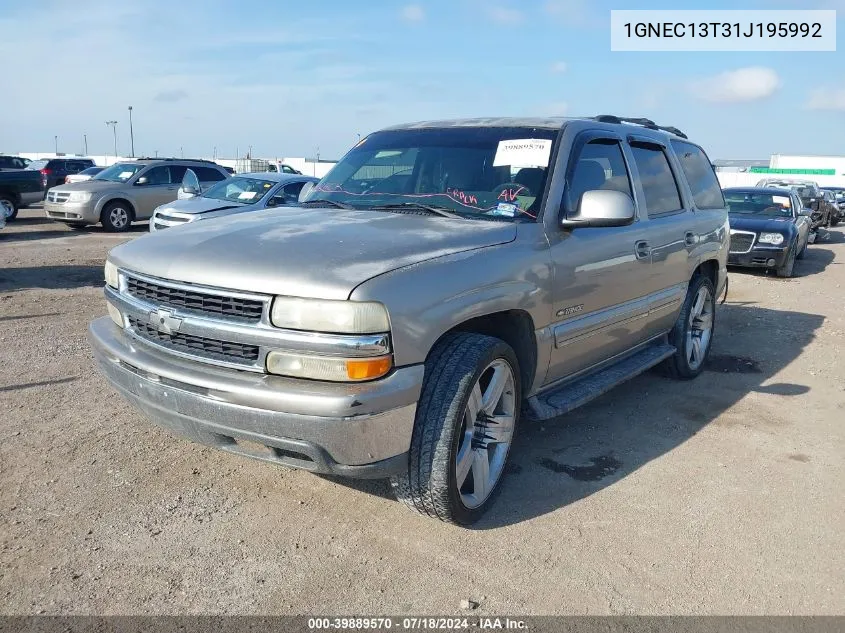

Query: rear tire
<box><xmin>390</xmin><ymin>332</ymin><xmax>521</xmax><ymax>525</ymax></box>
<box><xmin>0</xmin><ymin>194</ymin><xmax>18</xmax><ymax>221</ymax></box>
<box><xmin>663</xmin><ymin>274</ymin><xmax>716</xmax><ymax>380</ymax></box>
<box><xmin>100</xmin><ymin>201</ymin><xmax>133</xmax><ymax>232</ymax></box>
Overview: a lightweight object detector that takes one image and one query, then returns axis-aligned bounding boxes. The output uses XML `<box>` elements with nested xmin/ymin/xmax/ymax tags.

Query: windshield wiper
<box><xmin>368</xmin><ymin>202</ymin><xmax>464</xmax><ymax>219</ymax></box>
<box><xmin>299</xmin><ymin>199</ymin><xmax>357</xmax><ymax>210</ymax></box>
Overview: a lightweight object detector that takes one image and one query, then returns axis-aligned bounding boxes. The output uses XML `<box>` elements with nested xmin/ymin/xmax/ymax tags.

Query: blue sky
<box><xmin>0</xmin><ymin>0</ymin><xmax>842</xmax><ymax>160</ymax></box>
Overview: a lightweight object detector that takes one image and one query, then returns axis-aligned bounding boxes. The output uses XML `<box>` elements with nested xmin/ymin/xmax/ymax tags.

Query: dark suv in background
<box><xmin>26</xmin><ymin>157</ymin><xmax>96</xmax><ymax>194</ymax></box>
<box><xmin>0</xmin><ymin>155</ymin><xmax>31</xmax><ymax>170</ymax></box>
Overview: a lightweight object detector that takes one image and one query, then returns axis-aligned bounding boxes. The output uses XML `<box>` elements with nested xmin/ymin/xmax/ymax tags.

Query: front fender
<box><xmin>94</xmin><ymin>192</ymin><xmax>137</xmax><ymax>216</ymax></box>
<box><xmin>349</xmin><ymin>226</ymin><xmax>554</xmax><ymax>371</ymax></box>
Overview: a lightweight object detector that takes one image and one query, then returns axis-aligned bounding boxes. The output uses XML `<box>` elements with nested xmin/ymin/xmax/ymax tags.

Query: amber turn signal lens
<box><xmin>346</xmin><ymin>356</ymin><xmax>392</xmax><ymax>380</ymax></box>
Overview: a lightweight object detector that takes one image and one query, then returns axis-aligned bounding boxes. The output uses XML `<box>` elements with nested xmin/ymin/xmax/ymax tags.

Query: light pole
<box><xmin>83</xmin><ymin>134</ymin><xmax>88</xmax><ymax>155</ymax></box>
<box><xmin>106</xmin><ymin>121</ymin><xmax>118</xmax><ymax>158</ymax></box>
<box><xmin>54</xmin><ymin>135</ymin><xmax>58</xmax><ymax>154</ymax></box>
<box><xmin>128</xmin><ymin>106</ymin><xmax>135</xmax><ymax>157</ymax></box>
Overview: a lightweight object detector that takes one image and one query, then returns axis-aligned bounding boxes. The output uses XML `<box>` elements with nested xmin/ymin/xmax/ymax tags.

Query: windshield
<box><xmin>725</xmin><ymin>192</ymin><xmax>794</xmax><ymax>218</ymax></box>
<box><xmin>304</xmin><ymin>127</ymin><xmax>558</xmax><ymax>220</ymax></box>
<box><xmin>93</xmin><ymin>163</ymin><xmax>144</xmax><ymax>183</ymax></box>
<box><xmin>80</xmin><ymin>167</ymin><xmax>103</xmax><ymax>176</ymax></box>
<box><xmin>201</xmin><ymin>176</ymin><xmax>276</xmax><ymax>204</ymax></box>
<box><xmin>26</xmin><ymin>160</ymin><xmax>48</xmax><ymax>170</ymax></box>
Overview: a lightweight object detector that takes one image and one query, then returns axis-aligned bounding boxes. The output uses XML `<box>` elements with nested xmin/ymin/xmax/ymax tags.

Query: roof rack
<box><xmin>593</xmin><ymin>115</ymin><xmax>688</xmax><ymax>140</ymax></box>
<box><xmin>133</xmin><ymin>157</ymin><xmax>218</xmax><ymax>163</ymax></box>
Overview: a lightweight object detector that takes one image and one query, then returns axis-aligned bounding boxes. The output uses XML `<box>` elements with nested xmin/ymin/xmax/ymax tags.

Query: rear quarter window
<box><xmin>671</xmin><ymin>141</ymin><xmax>725</xmax><ymax>209</ymax></box>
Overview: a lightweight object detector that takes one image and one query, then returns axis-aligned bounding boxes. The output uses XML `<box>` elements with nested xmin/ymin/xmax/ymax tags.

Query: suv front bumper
<box><xmin>88</xmin><ymin>317</ymin><xmax>422</xmax><ymax>478</ymax></box>
<box><xmin>44</xmin><ymin>199</ymin><xmax>99</xmax><ymax>223</ymax></box>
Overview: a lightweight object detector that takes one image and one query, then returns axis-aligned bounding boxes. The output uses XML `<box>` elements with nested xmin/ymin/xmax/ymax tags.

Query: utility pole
<box><xmin>128</xmin><ymin>106</ymin><xmax>135</xmax><ymax>157</ymax></box>
<box><xmin>106</xmin><ymin>121</ymin><xmax>118</xmax><ymax>158</ymax></box>
<box><xmin>83</xmin><ymin>134</ymin><xmax>88</xmax><ymax>156</ymax></box>
<box><xmin>180</xmin><ymin>146</ymin><xmax>184</xmax><ymax>158</ymax></box>
<box><xmin>54</xmin><ymin>136</ymin><xmax>58</xmax><ymax>154</ymax></box>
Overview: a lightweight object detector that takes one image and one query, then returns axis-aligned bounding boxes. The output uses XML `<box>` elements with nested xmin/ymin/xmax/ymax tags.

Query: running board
<box><xmin>526</xmin><ymin>343</ymin><xmax>677</xmax><ymax>421</ymax></box>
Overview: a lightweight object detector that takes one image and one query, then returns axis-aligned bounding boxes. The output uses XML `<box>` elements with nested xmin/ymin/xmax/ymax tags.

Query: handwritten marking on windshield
<box><xmin>446</xmin><ymin>188</ymin><xmax>478</xmax><ymax>206</ymax></box>
<box><xmin>497</xmin><ymin>186</ymin><xmax>526</xmax><ymax>203</ymax></box>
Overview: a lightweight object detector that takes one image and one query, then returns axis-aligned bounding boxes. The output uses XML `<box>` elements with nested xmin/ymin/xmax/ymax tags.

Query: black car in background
<box><xmin>26</xmin><ymin>157</ymin><xmax>96</xmax><ymax>194</ymax></box>
<box><xmin>820</xmin><ymin>187</ymin><xmax>843</xmax><ymax>226</ymax></box>
<box><xmin>0</xmin><ymin>155</ymin><xmax>31</xmax><ymax>170</ymax></box>
<box><xmin>724</xmin><ymin>187</ymin><xmax>813</xmax><ymax>278</ymax></box>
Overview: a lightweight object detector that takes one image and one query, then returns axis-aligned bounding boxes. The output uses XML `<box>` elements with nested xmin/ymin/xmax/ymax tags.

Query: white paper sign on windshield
<box><xmin>772</xmin><ymin>195</ymin><xmax>790</xmax><ymax>207</ymax></box>
<box><xmin>119</xmin><ymin>171</ymin><xmax>134</xmax><ymax>179</ymax></box>
<box><xmin>238</xmin><ymin>191</ymin><xmax>257</xmax><ymax>200</ymax></box>
<box><xmin>493</xmin><ymin>139</ymin><xmax>552</xmax><ymax>168</ymax></box>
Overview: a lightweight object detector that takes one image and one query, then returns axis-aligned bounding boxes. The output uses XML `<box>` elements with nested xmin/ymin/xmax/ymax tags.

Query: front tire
<box><xmin>390</xmin><ymin>332</ymin><xmax>521</xmax><ymax>525</ymax></box>
<box><xmin>663</xmin><ymin>274</ymin><xmax>716</xmax><ymax>380</ymax></box>
<box><xmin>101</xmin><ymin>201</ymin><xmax>133</xmax><ymax>232</ymax></box>
<box><xmin>776</xmin><ymin>242</ymin><xmax>797</xmax><ymax>278</ymax></box>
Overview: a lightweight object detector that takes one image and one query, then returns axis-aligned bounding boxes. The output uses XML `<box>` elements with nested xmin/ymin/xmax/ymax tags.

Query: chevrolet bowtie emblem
<box><xmin>150</xmin><ymin>308</ymin><xmax>182</xmax><ymax>335</ymax></box>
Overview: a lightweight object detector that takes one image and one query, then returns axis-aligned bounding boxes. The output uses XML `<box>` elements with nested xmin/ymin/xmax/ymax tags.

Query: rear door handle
<box><xmin>685</xmin><ymin>231</ymin><xmax>698</xmax><ymax>246</ymax></box>
<box><xmin>635</xmin><ymin>240</ymin><xmax>651</xmax><ymax>260</ymax></box>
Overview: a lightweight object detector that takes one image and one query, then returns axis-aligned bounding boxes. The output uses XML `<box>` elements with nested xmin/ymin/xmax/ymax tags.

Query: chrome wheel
<box><xmin>0</xmin><ymin>198</ymin><xmax>13</xmax><ymax>218</ymax></box>
<box><xmin>455</xmin><ymin>359</ymin><xmax>516</xmax><ymax>509</ymax></box>
<box><xmin>109</xmin><ymin>207</ymin><xmax>129</xmax><ymax>229</ymax></box>
<box><xmin>686</xmin><ymin>285</ymin><xmax>713</xmax><ymax>371</ymax></box>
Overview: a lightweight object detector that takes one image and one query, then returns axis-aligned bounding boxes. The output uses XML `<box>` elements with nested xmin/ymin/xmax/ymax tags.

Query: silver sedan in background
<box><xmin>150</xmin><ymin>171</ymin><xmax>319</xmax><ymax>232</ymax></box>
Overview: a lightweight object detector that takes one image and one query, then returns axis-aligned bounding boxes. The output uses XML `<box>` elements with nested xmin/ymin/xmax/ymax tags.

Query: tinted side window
<box><xmin>144</xmin><ymin>166</ymin><xmax>171</xmax><ymax>185</ymax></box>
<box><xmin>283</xmin><ymin>181</ymin><xmax>306</xmax><ymax>197</ymax></box>
<box><xmin>168</xmin><ymin>165</ymin><xmax>188</xmax><ymax>182</ymax></box>
<box><xmin>566</xmin><ymin>139</ymin><xmax>632</xmax><ymax>214</ymax></box>
<box><xmin>194</xmin><ymin>166</ymin><xmax>227</xmax><ymax>182</ymax></box>
<box><xmin>629</xmin><ymin>144</ymin><xmax>682</xmax><ymax>216</ymax></box>
<box><xmin>671</xmin><ymin>141</ymin><xmax>724</xmax><ymax>209</ymax></box>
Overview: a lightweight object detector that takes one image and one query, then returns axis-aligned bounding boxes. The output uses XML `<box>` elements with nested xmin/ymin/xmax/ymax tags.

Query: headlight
<box><xmin>266</xmin><ymin>351</ymin><xmax>392</xmax><ymax>382</ymax></box>
<box><xmin>104</xmin><ymin>260</ymin><xmax>119</xmax><ymax>288</ymax></box>
<box><xmin>270</xmin><ymin>296</ymin><xmax>389</xmax><ymax>333</ymax></box>
<box><xmin>758</xmin><ymin>232</ymin><xmax>785</xmax><ymax>245</ymax></box>
<box><xmin>67</xmin><ymin>191</ymin><xmax>92</xmax><ymax>203</ymax></box>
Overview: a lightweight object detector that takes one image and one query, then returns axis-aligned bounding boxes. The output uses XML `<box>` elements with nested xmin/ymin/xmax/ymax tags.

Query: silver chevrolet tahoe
<box><xmin>89</xmin><ymin>116</ymin><xmax>729</xmax><ymax>524</ymax></box>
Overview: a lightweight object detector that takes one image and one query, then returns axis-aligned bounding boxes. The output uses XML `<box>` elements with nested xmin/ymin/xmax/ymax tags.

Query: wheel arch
<box><xmin>98</xmin><ymin>197</ymin><xmax>136</xmax><ymax>221</ymax></box>
<box><xmin>427</xmin><ymin>309</ymin><xmax>538</xmax><ymax>396</ymax></box>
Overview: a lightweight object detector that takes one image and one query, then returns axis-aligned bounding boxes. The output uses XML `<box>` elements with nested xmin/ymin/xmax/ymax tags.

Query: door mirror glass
<box><xmin>298</xmin><ymin>181</ymin><xmax>316</xmax><ymax>203</ymax></box>
<box><xmin>180</xmin><ymin>168</ymin><xmax>201</xmax><ymax>197</ymax></box>
<box><xmin>562</xmin><ymin>189</ymin><xmax>636</xmax><ymax>228</ymax></box>
<box><xmin>135</xmin><ymin>176</ymin><xmax>148</xmax><ymax>185</ymax></box>
<box><xmin>799</xmin><ymin>207</ymin><xmax>813</xmax><ymax>217</ymax></box>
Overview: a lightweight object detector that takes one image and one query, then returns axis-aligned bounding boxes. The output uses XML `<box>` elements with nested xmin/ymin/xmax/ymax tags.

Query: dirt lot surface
<box><xmin>1</xmin><ymin>208</ymin><xmax>843</xmax><ymax>615</ymax></box>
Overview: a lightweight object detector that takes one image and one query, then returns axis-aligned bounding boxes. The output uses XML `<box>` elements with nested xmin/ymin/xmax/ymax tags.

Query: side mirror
<box><xmin>181</xmin><ymin>185</ymin><xmax>200</xmax><ymax>198</ymax></box>
<box><xmin>561</xmin><ymin>189</ymin><xmax>636</xmax><ymax>228</ymax></box>
<box><xmin>298</xmin><ymin>181</ymin><xmax>316</xmax><ymax>203</ymax></box>
<box><xmin>799</xmin><ymin>208</ymin><xmax>813</xmax><ymax>217</ymax></box>
<box><xmin>135</xmin><ymin>176</ymin><xmax>148</xmax><ymax>186</ymax></box>
<box><xmin>266</xmin><ymin>196</ymin><xmax>281</xmax><ymax>207</ymax></box>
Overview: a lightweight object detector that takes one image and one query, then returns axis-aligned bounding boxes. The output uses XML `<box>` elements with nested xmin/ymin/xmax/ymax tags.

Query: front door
<box><xmin>544</xmin><ymin>132</ymin><xmax>655</xmax><ymax>384</ymax></box>
<box><xmin>134</xmin><ymin>166</ymin><xmax>179</xmax><ymax>218</ymax></box>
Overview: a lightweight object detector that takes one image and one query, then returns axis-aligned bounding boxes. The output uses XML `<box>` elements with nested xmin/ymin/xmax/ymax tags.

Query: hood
<box><xmin>156</xmin><ymin>196</ymin><xmax>248</xmax><ymax>216</ymax></box>
<box><xmin>729</xmin><ymin>215</ymin><xmax>795</xmax><ymax>234</ymax></box>
<box><xmin>109</xmin><ymin>207</ymin><xmax>517</xmax><ymax>300</ymax></box>
<box><xmin>49</xmin><ymin>180</ymin><xmax>122</xmax><ymax>194</ymax></box>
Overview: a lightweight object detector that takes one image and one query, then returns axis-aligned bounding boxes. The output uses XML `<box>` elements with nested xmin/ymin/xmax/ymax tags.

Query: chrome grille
<box><xmin>127</xmin><ymin>316</ymin><xmax>259</xmax><ymax>364</ymax></box>
<box><xmin>126</xmin><ymin>276</ymin><xmax>264</xmax><ymax>322</ymax></box>
<box><xmin>47</xmin><ymin>191</ymin><xmax>70</xmax><ymax>204</ymax></box>
<box><xmin>151</xmin><ymin>211</ymin><xmax>194</xmax><ymax>232</ymax></box>
<box><xmin>729</xmin><ymin>230</ymin><xmax>755</xmax><ymax>254</ymax></box>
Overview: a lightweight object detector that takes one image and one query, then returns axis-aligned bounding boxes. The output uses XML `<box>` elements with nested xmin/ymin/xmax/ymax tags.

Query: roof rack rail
<box><xmin>133</xmin><ymin>157</ymin><xmax>217</xmax><ymax>163</ymax></box>
<box><xmin>593</xmin><ymin>115</ymin><xmax>688</xmax><ymax>140</ymax></box>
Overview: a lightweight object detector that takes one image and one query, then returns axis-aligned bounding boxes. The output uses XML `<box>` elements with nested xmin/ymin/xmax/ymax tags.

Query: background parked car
<box><xmin>150</xmin><ymin>171</ymin><xmax>318</xmax><ymax>231</ymax></box>
<box><xmin>0</xmin><ymin>155</ymin><xmax>31</xmax><ymax>170</ymax></box>
<box><xmin>43</xmin><ymin>158</ymin><xmax>230</xmax><ymax>232</ymax></box>
<box><xmin>819</xmin><ymin>189</ymin><xmax>841</xmax><ymax>226</ymax></box>
<box><xmin>26</xmin><ymin>157</ymin><xmax>96</xmax><ymax>194</ymax></box>
<box><xmin>724</xmin><ymin>187</ymin><xmax>811</xmax><ymax>278</ymax></box>
<box><xmin>65</xmin><ymin>166</ymin><xmax>105</xmax><ymax>184</ymax></box>
<box><xmin>756</xmin><ymin>178</ymin><xmax>833</xmax><ymax>230</ymax></box>
<box><xmin>0</xmin><ymin>169</ymin><xmax>44</xmax><ymax>220</ymax></box>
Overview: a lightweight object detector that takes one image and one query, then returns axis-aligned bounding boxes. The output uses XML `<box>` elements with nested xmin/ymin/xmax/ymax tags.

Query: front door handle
<box><xmin>635</xmin><ymin>240</ymin><xmax>651</xmax><ymax>260</ymax></box>
<box><xmin>685</xmin><ymin>231</ymin><xmax>698</xmax><ymax>246</ymax></box>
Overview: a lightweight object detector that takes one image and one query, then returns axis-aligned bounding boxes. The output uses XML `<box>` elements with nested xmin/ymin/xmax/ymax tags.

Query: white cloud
<box><xmin>488</xmin><ymin>7</ymin><xmax>524</xmax><ymax>25</ymax></box>
<box><xmin>550</xmin><ymin>61</ymin><xmax>567</xmax><ymax>74</ymax></box>
<box><xmin>544</xmin><ymin>0</ymin><xmax>590</xmax><ymax>25</ymax></box>
<box><xmin>690</xmin><ymin>67</ymin><xmax>781</xmax><ymax>104</ymax></box>
<box><xmin>401</xmin><ymin>5</ymin><xmax>425</xmax><ymax>23</ymax></box>
<box><xmin>805</xmin><ymin>88</ymin><xmax>845</xmax><ymax>111</ymax></box>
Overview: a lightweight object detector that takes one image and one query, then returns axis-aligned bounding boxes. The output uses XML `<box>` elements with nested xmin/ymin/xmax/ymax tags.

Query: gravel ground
<box><xmin>1</xmin><ymin>208</ymin><xmax>843</xmax><ymax>615</ymax></box>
